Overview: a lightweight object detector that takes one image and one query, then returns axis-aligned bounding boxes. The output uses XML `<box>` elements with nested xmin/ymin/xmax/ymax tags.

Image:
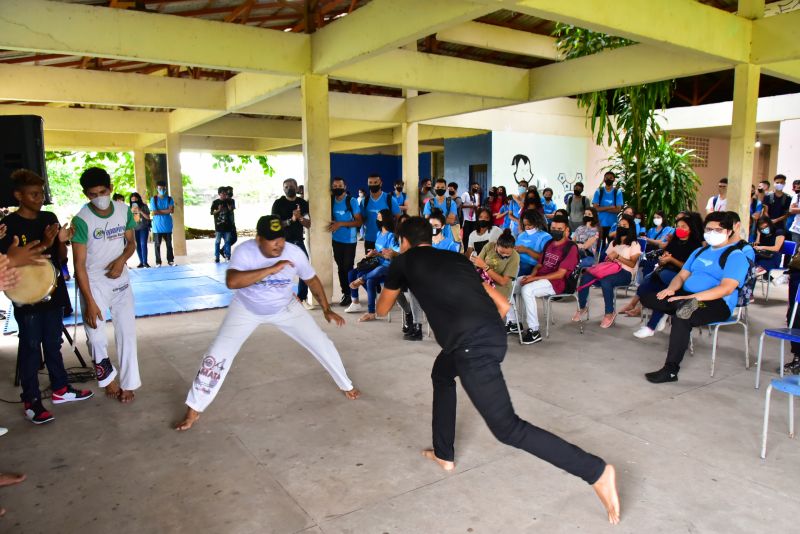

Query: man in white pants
<box><xmin>72</xmin><ymin>167</ymin><xmax>140</xmax><ymax>403</ymax></box>
<box><xmin>176</xmin><ymin>215</ymin><xmax>360</xmax><ymax>431</ymax></box>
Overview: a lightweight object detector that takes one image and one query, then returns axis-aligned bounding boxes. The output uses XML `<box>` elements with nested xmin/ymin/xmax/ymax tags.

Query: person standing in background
<box><xmin>393</xmin><ymin>180</ymin><xmax>408</xmax><ymax>213</ymax></box>
<box><xmin>592</xmin><ymin>172</ymin><xmax>624</xmax><ymax>249</ymax></box>
<box><xmin>129</xmin><ymin>192</ymin><xmax>150</xmax><ymax>268</ymax></box>
<box><xmin>149</xmin><ymin>180</ymin><xmax>175</xmax><ymax>267</ymax></box>
<box><xmin>211</xmin><ymin>186</ymin><xmax>236</xmax><ymax>263</ymax></box>
<box><xmin>461</xmin><ymin>183</ymin><xmax>481</xmax><ymax>246</ymax></box>
<box><xmin>271</xmin><ymin>178</ymin><xmax>311</xmax><ymax>306</ymax></box>
<box><xmin>705</xmin><ymin>177</ymin><xmax>728</xmax><ymax>215</ymax></box>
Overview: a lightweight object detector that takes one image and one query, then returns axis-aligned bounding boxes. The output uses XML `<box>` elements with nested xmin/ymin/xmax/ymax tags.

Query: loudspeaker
<box><xmin>0</xmin><ymin>115</ymin><xmax>51</xmax><ymax>208</ymax></box>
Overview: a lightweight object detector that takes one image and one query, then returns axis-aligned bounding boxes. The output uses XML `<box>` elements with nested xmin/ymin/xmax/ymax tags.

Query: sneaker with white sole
<box><xmin>633</xmin><ymin>326</ymin><xmax>655</xmax><ymax>339</ymax></box>
<box><xmin>521</xmin><ymin>329</ymin><xmax>542</xmax><ymax>345</ymax></box>
<box><xmin>51</xmin><ymin>385</ymin><xmax>94</xmax><ymax>405</ymax></box>
<box><xmin>24</xmin><ymin>400</ymin><xmax>54</xmax><ymax>425</ymax></box>
<box><xmin>655</xmin><ymin>315</ymin><xmax>668</xmax><ymax>332</ymax></box>
<box><xmin>344</xmin><ymin>302</ymin><xmax>363</xmax><ymax>313</ymax></box>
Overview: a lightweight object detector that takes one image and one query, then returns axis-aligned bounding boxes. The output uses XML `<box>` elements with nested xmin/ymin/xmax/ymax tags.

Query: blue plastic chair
<box><xmin>760</xmin><ymin>376</ymin><xmax>799</xmax><ymax>458</ymax></box>
<box><xmin>755</xmin><ymin>283</ymin><xmax>800</xmax><ymax>389</ymax></box>
<box><xmin>757</xmin><ymin>240</ymin><xmax>796</xmax><ymax>302</ymax></box>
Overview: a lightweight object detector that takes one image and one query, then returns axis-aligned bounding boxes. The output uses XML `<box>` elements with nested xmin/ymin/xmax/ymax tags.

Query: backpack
<box><xmin>695</xmin><ymin>240</ymin><xmax>757</xmax><ymax>308</ymax></box>
<box><xmin>541</xmin><ymin>240</ymin><xmax>581</xmax><ymax>294</ymax></box>
<box><xmin>566</xmin><ymin>195</ymin><xmax>589</xmax><ymax>213</ymax></box>
<box><xmin>598</xmin><ymin>187</ymin><xmax>620</xmax><ymax>206</ymax></box>
<box><xmin>332</xmin><ymin>193</ymin><xmax>355</xmax><ymax>219</ymax></box>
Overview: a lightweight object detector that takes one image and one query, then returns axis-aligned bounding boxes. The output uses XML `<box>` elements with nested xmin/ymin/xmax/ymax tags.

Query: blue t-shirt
<box><xmin>362</xmin><ymin>192</ymin><xmax>400</xmax><ymax>242</ymax></box>
<box><xmin>423</xmin><ymin>195</ymin><xmax>459</xmax><ymax>240</ymax></box>
<box><xmin>592</xmin><ymin>187</ymin><xmax>624</xmax><ymax>228</ymax></box>
<box><xmin>515</xmin><ymin>229</ymin><xmax>552</xmax><ymax>275</ymax></box>
<box><xmin>543</xmin><ymin>200</ymin><xmax>557</xmax><ymax>216</ymax></box>
<box><xmin>508</xmin><ymin>199</ymin><xmax>522</xmax><ymax>235</ymax></box>
<box><xmin>374</xmin><ymin>230</ymin><xmax>399</xmax><ymax>266</ymax></box>
<box><xmin>149</xmin><ymin>195</ymin><xmax>174</xmax><ymax>233</ymax></box>
<box><xmin>646</xmin><ymin>226</ymin><xmax>674</xmax><ymax>243</ymax></box>
<box><xmin>392</xmin><ymin>191</ymin><xmax>406</xmax><ymax>208</ymax></box>
<box><xmin>332</xmin><ymin>195</ymin><xmax>361</xmax><ymax>244</ymax></box>
<box><xmin>682</xmin><ymin>244</ymin><xmax>750</xmax><ymax>313</ymax></box>
<box><xmin>433</xmin><ymin>237</ymin><xmax>460</xmax><ymax>253</ymax></box>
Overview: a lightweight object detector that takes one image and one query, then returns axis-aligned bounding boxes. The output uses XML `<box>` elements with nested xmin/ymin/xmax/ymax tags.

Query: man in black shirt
<box><xmin>376</xmin><ymin>217</ymin><xmax>620</xmax><ymax>525</ymax></box>
<box><xmin>271</xmin><ymin>178</ymin><xmax>311</xmax><ymax>303</ymax></box>
<box><xmin>762</xmin><ymin>174</ymin><xmax>792</xmax><ymax>231</ymax></box>
<box><xmin>0</xmin><ymin>169</ymin><xmax>93</xmax><ymax>425</ymax></box>
<box><xmin>210</xmin><ymin>186</ymin><xmax>235</xmax><ymax>263</ymax></box>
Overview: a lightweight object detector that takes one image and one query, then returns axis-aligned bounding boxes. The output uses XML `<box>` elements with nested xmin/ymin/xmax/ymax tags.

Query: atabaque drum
<box><xmin>4</xmin><ymin>262</ymin><xmax>58</xmax><ymax>305</ymax></box>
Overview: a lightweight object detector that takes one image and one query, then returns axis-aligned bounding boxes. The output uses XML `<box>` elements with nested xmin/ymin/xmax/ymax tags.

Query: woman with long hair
<box><xmin>129</xmin><ymin>192</ymin><xmax>151</xmax><ymax>268</ymax></box>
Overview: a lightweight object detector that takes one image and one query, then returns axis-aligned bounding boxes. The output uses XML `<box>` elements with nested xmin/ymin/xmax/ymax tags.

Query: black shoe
<box><xmin>505</xmin><ymin>322</ymin><xmax>520</xmax><ymax>335</ymax></box>
<box><xmin>339</xmin><ymin>294</ymin><xmax>352</xmax><ymax>307</ymax></box>
<box><xmin>521</xmin><ymin>329</ymin><xmax>542</xmax><ymax>345</ymax></box>
<box><xmin>781</xmin><ymin>358</ymin><xmax>800</xmax><ymax>375</ymax></box>
<box><xmin>645</xmin><ymin>366</ymin><xmax>678</xmax><ymax>384</ymax></box>
<box><xmin>214</xmin><ymin>258</ymin><xmax>220</xmax><ymax>264</ymax></box>
<box><xmin>404</xmin><ymin>323</ymin><xmax>423</xmax><ymax>341</ymax></box>
<box><xmin>402</xmin><ymin>312</ymin><xmax>413</xmax><ymax>334</ymax></box>
<box><xmin>137</xmin><ymin>263</ymin><xmax>144</xmax><ymax>268</ymax></box>
<box><xmin>144</xmin><ymin>263</ymin><xmax>151</xmax><ymax>268</ymax></box>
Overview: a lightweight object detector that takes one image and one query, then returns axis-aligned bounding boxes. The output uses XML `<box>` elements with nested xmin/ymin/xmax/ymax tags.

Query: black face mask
<box><xmin>550</xmin><ymin>230</ymin><xmax>565</xmax><ymax>241</ymax></box>
<box><xmin>396</xmin><ymin>187</ymin><xmax>403</xmax><ymax>192</ymax></box>
<box><xmin>497</xmin><ymin>253</ymin><xmax>511</xmax><ymax>260</ymax></box>
<box><xmin>472</xmin><ymin>187</ymin><xmax>479</xmax><ymax>193</ymax></box>
<box><xmin>376</xmin><ymin>220</ymin><xmax>383</xmax><ymax>229</ymax></box>
<box><xmin>544</xmin><ymin>196</ymin><xmax>552</xmax><ymax>202</ymax></box>
<box><xmin>583</xmin><ymin>216</ymin><xmax>594</xmax><ymax>224</ymax></box>
<box><xmin>448</xmin><ymin>189</ymin><xmax>456</xmax><ymax>196</ymax></box>
<box><xmin>477</xmin><ymin>220</ymin><xmax>491</xmax><ymax>229</ymax></box>
<box><xmin>574</xmin><ymin>189</ymin><xmax>583</xmax><ymax>196</ymax></box>
<box><xmin>604</xmin><ymin>179</ymin><xmax>614</xmax><ymax>186</ymax></box>
<box><xmin>285</xmin><ymin>188</ymin><xmax>297</xmax><ymax>197</ymax></box>
<box><xmin>432</xmin><ymin>227</ymin><xmax>442</xmax><ymax>236</ymax></box>
<box><xmin>435</xmin><ymin>188</ymin><xmax>446</xmax><ymax>197</ymax></box>
<box><xmin>332</xmin><ymin>188</ymin><xmax>345</xmax><ymax>197</ymax></box>
<box><xmin>369</xmin><ymin>184</ymin><xmax>381</xmax><ymax>193</ymax></box>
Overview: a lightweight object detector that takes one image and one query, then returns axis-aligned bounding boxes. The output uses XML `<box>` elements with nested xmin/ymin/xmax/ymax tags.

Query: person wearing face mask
<box><xmin>506</xmin><ymin>180</ymin><xmax>528</xmax><ymax>235</ymax></box>
<box><xmin>762</xmin><ymin>174</ymin><xmax>792</xmax><ymax>231</ymax></box>
<box><xmin>506</xmin><ymin>210</ymin><xmax>551</xmax><ymax>334</ymax></box>
<box><xmin>566</xmin><ymin>181</ymin><xmax>590</xmax><ymax>231</ymax></box>
<box><xmin>705</xmin><ymin>177</ymin><xmax>728</xmax><ymax>215</ymax></box>
<box><xmin>461</xmin><ymin>182</ymin><xmax>481</xmax><ymax>244</ymax></box>
<box><xmin>592</xmin><ymin>172</ymin><xmax>624</xmax><ymax>249</ymax></box>
<box><xmin>419</xmin><ymin>178</ymin><xmax>434</xmax><ymax>209</ymax></box>
<box><xmin>149</xmin><ymin>180</ymin><xmax>175</xmax><ymax>267</ymax></box>
<box><xmin>786</xmin><ymin>179</ymin><xmax>800</xmax><ymax>245</ymax></box>
<box><xmin>643</xmin><ymin>211</ymin><xmax>673</xmax><ymax>252</ymax></box>
<box><xmin>72</xmin><ymin>167</ymin><xmax>141</xmax><ymax>403</ymax></box>
<box><xmin>470</xmin><ymin>228</ymin><xmax>520</xmax><ymax>303</ymax></box>
<box><xmin>465</xmin><ymin>208</ymin><xmax>502</xmax><ymax>257</ymax></box>
<box><xmin>362</xmin><ymin>174</ymin><xmax>401</xmax><ymax>252</ymax></box>
<box><xmin>573</xmin><ymin>207</ymin><xmax>600</xmax><ymax>268</ymax></box>
<box><xmin>608</xmin><ymin>206</ymin><xmax>642</xmax><ymax>241</ymax></box>
<box><xmin>490</xmin><ymin>186</ymin><xmax>508</xmax><ymax>227</ymax></box>
<box><xmin>640</xmin><ymin>211</ymin><xmax>750</xmax><ymax>383</ymax></box>
<box><xmin>271</xmin><ymin>178</ymin><xmax>311</xmax><ymax>305</ymax></box>
<box><xmin>429</xmin><ymin>210</ymin><xmax>460</xmax><ymax>253</ymax></box>
<box><xmin>393</xmin><ymin>180</ymin><xmax>408</xmax><ymax>213</ymax></box>
<box><xmin>328</xmin><ymin>177</ymin><xmax>363</xmax><ymax>307</ymax></box>
<box><xmin>753</xmin><ymin>216</ymin><xmax>786</xmax><ymax>275</ymax></box>
<box><xmin>632</xmin><ymin>214</ymin><xmax>704</xmax><ymax>335</ymax></box>
<box><xmin>423</xmin><ymin>178</ymin><xmax>459</xmax><ymax>241</ymax></box>
<box><xmin>129</xmin><ymin>192</ymin><xmax>151</xmax><ymax>268</ymax></box>
<box><xmin>542</xmin><ymin>188</ymin><xmax>557</xmax><ymax>223</ymax></box>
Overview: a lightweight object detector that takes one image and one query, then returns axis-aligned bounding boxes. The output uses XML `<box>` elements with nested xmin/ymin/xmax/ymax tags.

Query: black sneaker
<box><xmin>402</xmin><ymin>312</ymin><xmax>413</xmax><ymax>334</ymax></box>
<box><xmin>506</xmin><ymin>322</ymin><xmax>520</xmax><ymax>335</ymax></box>
<box><xmin>645</xmin><ymin>367</ymin><xmax>678</xmax><ymax>384</ymax></box>
<box><xmin>214</xmin><ymin>258</ymin><xmax>220</xmax><ymax>264</ymax></box>
<box><xmin>137</xmin><ymin>263</ymin><xmax>144</xmax><ymax>268</ymax></box>
<box><xmin>782</xmin><ymin>358</ymin><xmax>800</xmax><ymax>375</ymax></box>
<box><xmin>23</xmin><ymin>400</ymin><xmax>54</xmax><ymax>425</ymax></box>
<box><xmin>676</xmin><ymin>298</ymin><xmax>700</xmax><ymax>319</ymax></box>
<box><xmin>521</xmin><ymin>329</ymin><xmax>542</xmax><ymax>345</ymax></box>
<box><xmin>339</xmin><ymin>294</ymin><xmax>352</xmax><ymax>307</ymax></box>
<box><xmin>404</xmin><ymin>323</ymin><xmax>423</xmax><ymax>341</ymax></box>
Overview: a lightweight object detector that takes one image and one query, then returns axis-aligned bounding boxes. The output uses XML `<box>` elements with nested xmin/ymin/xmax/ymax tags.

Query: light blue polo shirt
<box><xmin>332</xmin><ymin>195</ymin><xmax>361</xmax><ymax>244</ymax></box>
<box><xmin>433</xmin><ymin>237</ymin><xmax>460</xmax><ymax>253</ymax></box>
<box><xmin>592</xmin><ymin>187</ymin><xmax>624</xmax><ymax>228</ymax></box>
<box><xmin>543</xmin><ymin>200</ymin><xmax>557</xmax><ymax>216</ymax></box>
<box><xmin>646</xmin><ymin>226</ymin><xmax>674</xmax><ymax>243</ymax></box>
<box><xmin>683</xmin><ymin>244</ymin><xmax>749</xmax><ymax>313</ymax></box>
<box><xmin>362</xmin><ymin>192</ymin><xmax>400</xmax><ymax>242</ymax></box>
<box><xmin>374</xmin><ymin>230</ymin><xmax>399</xmax><ymax>266</ymax></box>
<box><xmin>423</xmin><ymin>195</ymin><xmax>458</xmax><ymax>240</ymax></box>
<box><xmin>515</xmin><ymin>229</ymin><xmax>552</xmax><ymax>275</ymax></box>
<box><xmin>149</xmin><ymin>195</ymin><xmax>174</xmax><ymax>233</ymax></box>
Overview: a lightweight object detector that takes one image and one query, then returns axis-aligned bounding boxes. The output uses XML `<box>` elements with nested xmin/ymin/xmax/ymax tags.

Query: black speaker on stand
<box><xmin>0</xmin><ymin>115</ymin><xmax>51</xmax><ymax>208</ymax></box>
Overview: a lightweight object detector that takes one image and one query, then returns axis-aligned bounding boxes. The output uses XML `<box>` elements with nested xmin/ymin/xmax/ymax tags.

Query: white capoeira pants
<box><xmin>80</xmin><ymin>274</ymin><xmax>141</xmax><ymax>391</ymax></box>
<box><xmin>186</xmin><ymin>298</ymin><xmax>355</xmax><ymax>413</ymax></box>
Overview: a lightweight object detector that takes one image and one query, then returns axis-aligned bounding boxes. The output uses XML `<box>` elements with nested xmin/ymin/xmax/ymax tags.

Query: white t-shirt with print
<box><xmin>71</xmin><ymin>201</ymin><xmax>135</xmax><ymax>279</ymax></box>
<box><xmin>468</xmin><ymin>225</ymin><xmax>502</xmax><ymax>251</ymax></box>
<box><xmin>705</xmin><ymin>195</ymin><xmax>727</xmax><ymax>212</ymax></box>
<box><xmin>229</xmin><ymin>239</ymin><xmax>315</xmax><ymax>316</ymax></box>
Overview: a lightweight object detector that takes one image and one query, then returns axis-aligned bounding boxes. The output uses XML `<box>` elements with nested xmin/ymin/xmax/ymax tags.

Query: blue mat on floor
<box><xmin>3</xmin><ymin>263</ymin><xmax>233</xmax><ymax>335</ymax></box>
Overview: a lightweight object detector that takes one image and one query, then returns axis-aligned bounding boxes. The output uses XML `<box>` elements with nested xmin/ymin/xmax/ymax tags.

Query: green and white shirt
<box><xmin>72</xmin><ymin>201</ymin><xmax>135</xmax><ymax>278</ymax></box>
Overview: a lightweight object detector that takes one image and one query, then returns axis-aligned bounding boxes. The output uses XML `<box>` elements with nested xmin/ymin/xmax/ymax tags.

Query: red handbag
<box><xmin>577</xmin><ymin>261</ymin><xmax>622</xmax><ymax>291</ymax></box>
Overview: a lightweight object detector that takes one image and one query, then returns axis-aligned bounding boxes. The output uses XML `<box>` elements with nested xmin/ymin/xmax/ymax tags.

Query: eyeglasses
<box><xmin>704</xmin><ymin>226</ymin><xmax>727</xmax><ymax>233</ymax></box>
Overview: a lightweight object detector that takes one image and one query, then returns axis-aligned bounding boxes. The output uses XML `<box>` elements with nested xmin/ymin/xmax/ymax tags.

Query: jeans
<box><xmin>431</xmin><ymin>343</ymin><xmax>606</xmax><ymax>484</ymax></box>
<box><xmin>640</xmin><ymin>290</ymin><xmax>731</xmax><ymax>372</ymax></box>
<box><xmin>637</xmin><ymin>274</ymin><xmax>668</xmax><ymax>330</ymax></box>
<box><xmin>214</xmin><ymin>231</ymin><xmax>233</xmax><ymax>260</ymax></box>
<box><xmin>332</xmin><ymin>241</ymin><xmax>357</xmax><ymax>298</ymax></box>
<box><xmin>579</xmin><ymin>255</ymin><xmax>595</xmax><ymax>269</ymax></box>
<box><xmin>348</xmin><ymin>264</ymin><xmax>388</xmax><ymax>313</ymax></box>
<box><xmin>756</xmin><ymin>253</ymin><xmax>782</xmax><ymax>271</ymax></box>
<box><xmin>153</xmin><ymin>232</ymin><xmax>174</xmax><ymax>264</ymax></box>
<box><xmin>288</xmin><ymin>239</ymin><xmax>309</xmax><ymax>301</ymax></box>
<box><xmin>16</xmin><ymin>307</ymin><xmax>68</xmax><ymax>403</ymax></box>
<box><xmin>789</xmin><ymin>270</ymin><xmax>800</xmax><ymax>356</ymax></box>
<box><xmin>577</xmin><ymin>269</ymin><xmax>632</xmax><ymax>314</ymax></box>
<box><xmin>134</xmin><ymin>228</ymin><xmax>149</xmax><ymax>265</ymax></box>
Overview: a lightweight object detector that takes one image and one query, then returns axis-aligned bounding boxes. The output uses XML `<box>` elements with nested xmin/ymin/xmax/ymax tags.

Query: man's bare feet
<box><xmin>0</xmin><ymin>473</ymin><xmax>25</xmax><ymax>488</ymax></box>
<box><xmin>592</xmin><ymin>464</ymin><xmax>620</xmax><ymax>525</ymax></box>
<box><xmin>104</xmin><ymin>381</ymin><xmax>121</xmax><ymax>400</ymax></box>
<box><xmin>421</xmin><ymin>449</ymin><xmax>455</xmax><ymax>471</ymax></box>
<box><xmin>358</xmin><ymin>312</ymin><xmax>376</xmax><ymax>322</ymax></box>
<box><xmin>175</xmin><ymin>407</ymin><xmax>201</xmax><ymax>431</ymax></box>
<box><xmin>343</xmin><ymin>387</ymin><xmax>361</xmax><ymax>400</ymax></box>
<box><xmin>119</xmin><ymin>390</ymin><xmax>135</xmax><ymax>404</ymax></box>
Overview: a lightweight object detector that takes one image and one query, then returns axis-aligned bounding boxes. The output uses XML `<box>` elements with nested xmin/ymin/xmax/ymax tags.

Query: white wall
<box><xmin>778</xmin><ymin>119</ymin><xmax>800</xmax><ymax>180</ymax></box>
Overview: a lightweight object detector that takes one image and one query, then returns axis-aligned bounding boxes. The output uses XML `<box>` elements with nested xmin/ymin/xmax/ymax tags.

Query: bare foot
<box><xmin>421</xmin><ymin>449</ymin><xmax>455</xmax><ymax>471</ymax></box>
<box><xmin>119</xmin><ymin>390</ymin><xmax>135</xmax><ymax>404</ymax></box>
<box><xmin>0</xmin><ymin>473</ymin><xmax>25</xmax><ymax>487</ymax></box>
<box><xmin>349</xmin><ymin>278</ymin><xmax>364</xmax><ymax>290</ymax></box>
<box><xmin>104</xmin><ymin>381</ymin><xmax>121</xmax><ymax>400</ymax></box>
<box><xmin>358</xmin><ymin>313</ymin><xmax>376</xmax><ymax>322</ymax></box>
<box><xmin>175</xmin><ymin>407</ymin><xmax>200</xmax><ymax>431</ymax></box>
<box><xmin>593</xmin><ymin>464</ymin><xmax>620</xmax><ymax>525</ymax></box>
<box><xmin>343</xmin><ymin>387</ymin><xmax>361</xmax><ymax>400</ymax></box>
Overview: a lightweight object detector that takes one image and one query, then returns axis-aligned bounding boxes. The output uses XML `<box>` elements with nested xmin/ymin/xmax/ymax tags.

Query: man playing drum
<box><xmin>0</xmin><ymin>169</ymin><xmax>93</xmax><ymax>425</ymax></box>
<box><xmin>72</xmin><ymin>167</ymin><xmax>140</xmax><ymax>403</ymax></box>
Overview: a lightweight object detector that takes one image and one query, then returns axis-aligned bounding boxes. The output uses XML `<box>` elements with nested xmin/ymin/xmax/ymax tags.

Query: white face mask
<box><xmin>704</xmin><ymin>231</ymin><xmax>728</xmax><ymax>247</ymax></box>
<box><xmin>525</xmin><ymin>227</ymin><xmax>537</xmax><ymax>235</ymax></box>
<box><xmin>775</xmin><ymin>183</ymin><xmax>785</xmax><ymax>192</ymax></box>
<box><xmin>91</xmin><ymin>195</ymin><xmax>111</xmax><ymax>210</ymax></box>
<box><xmin>653</xmin><ymin>217</ymin><xmax>663</xmax><ymax>226</ymax></box>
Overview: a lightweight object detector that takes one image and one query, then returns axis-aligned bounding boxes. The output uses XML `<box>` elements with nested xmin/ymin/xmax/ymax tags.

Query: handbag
<box><xmin>356</xmin><ymin>256</ymin><xmax>381</xmax><ymax>273</ymax></box>
<box><xmin>788</xmin><ymin>251</ymin><xmax>800</xmax><ymax>270</ymax></box>
<box><xmin>576</xmin><ymin>260</ymin><xmax>623</xmax><ymax>291</ymax></box>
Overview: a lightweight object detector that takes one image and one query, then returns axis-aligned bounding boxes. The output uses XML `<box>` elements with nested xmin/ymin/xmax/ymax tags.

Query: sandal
<box><xmin>571</xmin><ymin>308</ymin><xmax>588</xmax><ymax>322</ymax></box>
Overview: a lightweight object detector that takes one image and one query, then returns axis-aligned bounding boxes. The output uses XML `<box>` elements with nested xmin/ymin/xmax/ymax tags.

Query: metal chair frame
<box><xmin>755</xmin><ymin>286</ymin><xmax>800</xmax><ymax>389</ymax></box>
<box><xmin>760</xmin><ymin>376</ymin><xmax>798</xmax><ymax>459</ymax></box>
<box><xmin>756</xmin><ymin>240</ymin><xmax>796</xmax><ymax>302</ymax></box>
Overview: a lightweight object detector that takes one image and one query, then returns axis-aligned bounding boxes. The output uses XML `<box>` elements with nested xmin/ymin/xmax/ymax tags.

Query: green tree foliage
<box><xmin>553</xmin><ymin>24</ymin><xmax>700</xmax><ymax>222</ymax></box>
<box><xmin>211</xmin><ymin>154</ymin><xmax>275</xmax><ymax>176</ymax></box>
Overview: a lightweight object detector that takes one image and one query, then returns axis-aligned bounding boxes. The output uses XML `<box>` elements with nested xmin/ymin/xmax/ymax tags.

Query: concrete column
<box><xmin>727</xmin><ymin>63</ymin><xmax>760</xmax><ymax>229</ymax></box>
<box><xmin>777</xmin><ymin>119</ymin><xmax>800</xmax><ymax>179</ymax></box>
<box><xmin>133</xmin><ymin>149</ymin><xmax>147</xmax><ymax>199</ymax></box>
<box><xmin>301</xmin><ymin>73</ymin><xmax>332</xmax><ymax>300</ymax></box>
<box><xmin>165</xmin><ymin>133</ymin><xmax>187</xmax><ymax>256</ymax></box>
<box><xmin>402</xmin><ymin>89</ymin><xmax>419</xmax><ymax>216</ymax></box>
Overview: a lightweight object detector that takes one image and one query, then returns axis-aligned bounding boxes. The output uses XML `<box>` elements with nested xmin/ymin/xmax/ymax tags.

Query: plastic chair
<box><xmin>542</xmin><ymin>289</ymin><xmax>581</xmax><ymax>338</ymax></box>
<box><xmin>708</xmin><ymin>305</ymin><xmax>750</xmax><ymax>377</ymax></box>
<box><xmin>760</xmin><ymin>375</ymin><xmax>799</xmax><ymax>458</ymax></box>
<box><xmin>758</xmin><ymin>240</ymin><xmax>796</xmax><ymax>302</ymax></box>
<box><xmin>755</xmin><ymin>284</ymin><xmax>800</xmax><ymax>389</ymax></box>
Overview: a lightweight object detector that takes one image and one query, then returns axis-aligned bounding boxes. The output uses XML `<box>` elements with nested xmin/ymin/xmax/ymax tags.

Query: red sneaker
<box><xmin>23</xmin><ymin>400</ymin><xmax>54</xmax><ymax>425</ymax></box>
<box><xmin>51</xmin><ymin>385</ymin><xmax>94</xmax><ymax>405</ymax></box>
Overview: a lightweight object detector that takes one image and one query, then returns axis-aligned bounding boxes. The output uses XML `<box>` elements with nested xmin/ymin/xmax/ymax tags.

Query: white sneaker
<box><xmin>772</xmin><ymin>274</ymin><xmax>788</xmax><ymax>286</ymax></box>
<box><xmin>302</xmin><ymin>301</ymin><xmax>317</xmax><ymax>311</ymax></box>
<box><xmin>0</xmin><ymin>426</ymin><xmax>7</xmax><ymax>437</ymax></box>
<box><xmin>655</xmin><ymin>315</ymin><xmax>668</xmax><ymax>332</ymax></box>
<box><xmin>633</xmin><ymin>326</ymin><xmax>655</xmax><ymax>339</ymax></box>
<box><xmin>344</xmin><ymin>302</ymin><xmax>363</xmax><ymax>313</ymax></box>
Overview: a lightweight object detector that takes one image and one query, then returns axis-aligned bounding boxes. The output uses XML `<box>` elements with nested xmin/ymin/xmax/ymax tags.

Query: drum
<box><xmin>5</xmin><ymin>262</ymin><xmax>58</xmax><ymax>305</ymax></box>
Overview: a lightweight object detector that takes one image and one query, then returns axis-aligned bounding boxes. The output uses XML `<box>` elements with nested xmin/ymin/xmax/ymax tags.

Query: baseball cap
<box><xmin>256</xmin><ymin>215</ymin><xmax>285</xmax><ymax>240</ymax></box>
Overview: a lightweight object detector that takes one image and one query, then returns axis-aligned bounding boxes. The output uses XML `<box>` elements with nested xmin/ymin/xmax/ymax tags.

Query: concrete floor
<box><xmin>1</xmin><ymin>239</ymin><xmax>798</xmax><ymax>533</ymax></box>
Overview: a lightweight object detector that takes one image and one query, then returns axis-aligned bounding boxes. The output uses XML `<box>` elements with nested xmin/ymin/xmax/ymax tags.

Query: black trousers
<box><xmin>288</xmin><ymin>239</ymin><xmax>309</xmax><ymax>301</ymax></box>
<box><xmin>153</xmin><ymin>232</ymin><xmax>174</xmax><ymax>264</ymax></box>
<box><xmin>364</xmin><ymin>240</ymin><xmax>376</xmax><ymax>253</ymax></box>
<box><xmin>789</xmin><ymin>270</ymin><xmax>800</xmax><ymax>356</ymax></box>
<box><xmin>639</xmin><ymin>289</ymin><xmax>731</xmax><ymax>371</ymax></box>
<box><xmin>332</xmin><ymin>241</ymin><xmax>357</xmax><ymax>298</ymax></box>
<box><xmin>430</xmin><ymin>344</ymin><xmax>606</xmax><ymax>484</ymax></box>
<box><xmin>462</xmin><ymin>220</ymin><xmax>476</xmax><ymax>248</ymax></box>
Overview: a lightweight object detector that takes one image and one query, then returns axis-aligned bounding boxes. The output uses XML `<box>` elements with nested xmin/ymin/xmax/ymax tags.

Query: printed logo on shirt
<box><xmin>255</xmin><ymin>276</ymin><xmax>292</xmax><ymax>289</ymax></box>
<box><xmin>193</xmin><ymin>355</ymin><xmax>227</xmax><ymax>394</ymax></box>
<box><xmin>92</xmin><ymin>222</ymin><xmax>126</xmax><ymax>241</ymax></box>
<box><xmin>697</xmin><ymin>258</ymin><xmax>713</xmax><ymax>267</ymax></box>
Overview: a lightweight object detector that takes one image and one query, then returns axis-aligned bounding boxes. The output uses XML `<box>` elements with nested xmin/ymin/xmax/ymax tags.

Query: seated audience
<box><xmin>470</xmin><ymin>229</ymin><xmax>520</xmax><ymax>332</ymax></box>
<box><xmin>515</xmin><ymin>209</ymin><xmax>552</xmax><ymax>276</ymax></box>
<box><xmin>641</xmin><ymin>211</ymin><xmax>750</xmax><ymax>383</ymax></box>
<box><xmin>753</xmin><ymin>216</ymin><xmax>786</xmax><ymax>275</ymax></box>
<box><xmin>573</xmin><ymin>206</ymin><xmax>601</xmax><ymax>268</ymax></box>
<box><xmin>574</xmin><ymin>214</ymin><xmax>641</xmax><ymax>328</ymax></box>
<box><xmin>516</xmin><ymin>215</ymin><xmax>579</xmax><ymax>344</ymax></box>
<box><xmin>465</xmin><ymin>208</ymin><xmax>502</xmax><ymax>257</ymax></box>
<box><xmin>608</xmin><ymin>206</ymin><xmax>643</xmax><ymax>239</ymax></box>
<box><xmin>429</xmin><ymin>210</ymin><xmax>461</xmax><ymax>253</ymax></box>
<box><xmin>644</xmin><ymin>211</ymin><xmax>674</xmax><ymax>251</ymax></box>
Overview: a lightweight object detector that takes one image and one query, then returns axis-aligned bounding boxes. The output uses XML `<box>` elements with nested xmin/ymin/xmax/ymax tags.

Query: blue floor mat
<box><xmin>3</xmin><ymin>263</ymin><xmax>233</xmax><ymax>335</ymax></box>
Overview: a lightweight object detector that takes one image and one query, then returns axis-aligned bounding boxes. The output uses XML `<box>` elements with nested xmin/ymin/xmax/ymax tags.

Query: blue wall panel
<box><xmin>443</xmin><ymin>133</ymin><xmax>491</xmax><ymax>193</ymax></box>
<box><xmin>330</xmin><ymin>152</ymin><xmax>432</xmax><ymax>194</ymax></box>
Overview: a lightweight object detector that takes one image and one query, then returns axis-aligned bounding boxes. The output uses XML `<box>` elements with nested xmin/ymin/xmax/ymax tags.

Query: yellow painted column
<box><xmin>133</xmin><ymin>149</ymin><xmax>147</xmax><ymax>198</ymax></box>
<box><xmin>727</xmin><ymin>63</ymin><xmax>760</xmax><ymax>232</ymax></box>
<box><xmin>403</xmin><ymin>89</ymin><xmax>419</xmax><ymax>216</ymax></box>
<box><xmin>165</xmin><ymin>133</ymin><xmax>187</xmax><ymax>256</ymax></box>
<box><xmin>301</xmin><ymin>74</ymin><xmax>332</xmax><ymax>300</ymax></box>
